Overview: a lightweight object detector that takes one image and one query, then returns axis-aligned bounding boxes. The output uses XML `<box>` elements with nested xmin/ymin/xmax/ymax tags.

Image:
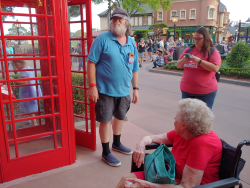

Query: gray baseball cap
<box><xmin>110</xmin><ymin>7</ymin><xmax>128</xmax><ymax>20</ymax></box>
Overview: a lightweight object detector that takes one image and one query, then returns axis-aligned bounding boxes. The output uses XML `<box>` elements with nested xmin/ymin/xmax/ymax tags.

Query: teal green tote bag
<box><xmin>144</xmin><ymin>143</ymin><xmax>178</xmax><ymax>184</ymax></box>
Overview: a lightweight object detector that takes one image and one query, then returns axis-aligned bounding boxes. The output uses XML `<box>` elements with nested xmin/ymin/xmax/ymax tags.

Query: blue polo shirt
<box><xmin>88</xmin><ymin>31</ymin><xmax>139</xmax><ymax>97</ymax></box>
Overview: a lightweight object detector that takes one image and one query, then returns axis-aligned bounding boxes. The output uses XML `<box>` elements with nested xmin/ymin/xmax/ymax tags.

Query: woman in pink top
<box><xmin>177</xmin><ymin>27</ymin><xmax>221</xmax><ymax>109</ymax></box>
<box><xmin>116</xmin><ymin>98</ymin><xmax>222</xmax><ymax>188</ymax></box>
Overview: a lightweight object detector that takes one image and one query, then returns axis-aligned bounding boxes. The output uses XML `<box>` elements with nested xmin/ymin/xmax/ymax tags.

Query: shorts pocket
<box><xmin>125</xmin><ymin>95</ymin><xmax>131</xmax><ymax>112</ymax></box>
<box><xmin>95</xmin><ymin>98</ymin><xmax>106</xmax><ymax>115</ymax></box>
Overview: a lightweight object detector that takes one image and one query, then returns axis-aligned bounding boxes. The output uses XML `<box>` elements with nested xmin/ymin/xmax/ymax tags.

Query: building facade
<box><xmin>96</xmin><ymin>7</ymin><xmax>154</xmax><ymax>37</ymax></box>
<box><xmin>154</xmin><ymin>0</ymin><xmax>229</xmax><ymax>44</ymax></box>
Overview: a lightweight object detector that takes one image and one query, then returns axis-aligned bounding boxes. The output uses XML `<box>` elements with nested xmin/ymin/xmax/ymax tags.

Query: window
<box><xmin>157</xmin><ymin>9</ymin><xmax>163</xmax><ymax>21</ymax></box>
<box><xmin>225</xmin><ymin>15</ymin><xmax>228</xmax><ymax>23</ymax></box>
<box><xmin>189</xmin><ymin>9</ymin><xmax>196</xmax><ymax>20</ymax></box>
<box><xmin>180</xmin><ymin>10</ymin><xmax>186</xmax><ymax>20</ymax></box>
<box><xmin>170</xmin><ymin>10</ymin><xmax>177</xmax><ymax>21</ymax></box>
<box><xmin>143</xmin><ymin>16</ymin><xmax>148</xmax><ymax>25</ymax></box>
<box><xmin>134</xmin><ymin>17</ymin><xmax>138</xmax><ymax>26</ymax></box>
<box><xmin>131</xmin><ymin>17</ymin><xmax>134</xmax><ymax>26</ymax></box>
<box><xmin>208</xmin><ymin>5</ymin><xmax>217</xmax><ymax>20</ymax></box>
<box><xmin>209</xmin><ymin>8</ymin><xmax>214</xmax><ymax>19</ymax></box>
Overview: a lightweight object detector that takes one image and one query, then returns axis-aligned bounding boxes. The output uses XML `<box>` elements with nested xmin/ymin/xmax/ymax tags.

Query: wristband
<box><xmin>133</xmin><ymin>87</ymin><xmax>139</xmax><ymax>90</ymax></box>
<box><xmin>198</xmin><ymin>59</ymin><xmax>202</xmax><ymax>65</ymax></box>
<box><xmin>89</xmin><ymin>83</ymin><xmax>96</xmax><ymax>87</ymax></box>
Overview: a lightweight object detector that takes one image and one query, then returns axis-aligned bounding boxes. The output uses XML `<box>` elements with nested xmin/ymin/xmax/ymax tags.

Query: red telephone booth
<box><xmin>0</xmin><ymin>0</ymin><xmax>96</xmax><ymax>183</ymax></box>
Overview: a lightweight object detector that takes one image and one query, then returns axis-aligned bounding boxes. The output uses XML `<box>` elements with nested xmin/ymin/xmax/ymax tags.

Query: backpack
<box><xmin>187</xmin><ymin>46</ymin><xmax>220</xmax><ymax>82</ymax></box>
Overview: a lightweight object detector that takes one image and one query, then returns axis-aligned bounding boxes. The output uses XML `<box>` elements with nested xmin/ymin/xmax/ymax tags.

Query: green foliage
<box><xmin>219</xmin><ymin>68</ymin><xmax>250</xmax><ymax>79</ymax></box>
<box><xmin>1</xmin><ymin>6</ymin><xmax>14</xmax><ymax>21</ymax></box>
<box><xmin>226</xmin><ymin>41</ymin><xmax>250</xmax><ymax>68</ymax></box>
<box><xmin>149</xmin><ymin>22</ymin><xmax>168</xmax><ymax>38</ymax></box>
<box><xmin>168</xmin><ymin>29</ymin><xmax>181</xmax><ymax>37</ymax></box>
<box><xmin>92</xmin><ymin>0</ymin><xmax>172</xmax><ymax>17</ymax></box>
<box><xmin>164</xmin><ymin>61</ymin><xmax>183</xmax><ymax>70</ymax></box>
<box><xmin>164</xmin><ymin>62</ymin><xmax>250</xmax><ymax>79</ymax></box>
<box><xmin>68</xmin><ymin>5</ymin><xmax>82</xmax><ymax>19</ymax></box>
<box><xmin>133</xmin><ymin>29</ymin><xmax>153</xmax><ymax>41</ymax></box>
<box><xmin>149</xmin><ymin>23</ymin><xmax>168</xmax><ymax>32</ymax></box>
<box><xmin>71</xmin><ymin>73</ymin><xmax>89</xmax><ymax>115</ymax></box>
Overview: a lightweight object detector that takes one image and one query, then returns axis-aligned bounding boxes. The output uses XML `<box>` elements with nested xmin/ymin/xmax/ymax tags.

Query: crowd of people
<box><xmin>136</xmin><ymin>36</ymin><xmax>190</xmax><ymax>69</ymax></box>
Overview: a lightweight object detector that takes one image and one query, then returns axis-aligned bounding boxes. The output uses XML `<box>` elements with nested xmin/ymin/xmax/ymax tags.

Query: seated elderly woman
<box><xmin>117</xmin><ymin>98</ymin><xmax>222</xmax><ymax>188</ymax></box>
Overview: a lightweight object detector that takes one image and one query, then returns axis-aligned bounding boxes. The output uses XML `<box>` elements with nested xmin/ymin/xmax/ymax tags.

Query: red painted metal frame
<box><xmin>0</xmin><ymin>0</ymin><xmax>76</xmax><ymax>182</ymax></box>
<box><xmin>67</xmin><ymin>0</ymin><xmax>96</xmax><ymax>151</ymax></box>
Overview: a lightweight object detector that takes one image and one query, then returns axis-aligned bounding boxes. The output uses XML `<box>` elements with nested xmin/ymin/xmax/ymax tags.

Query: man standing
<box><xmin>159</xmin><ymin>38</ymin><xmax>165</xmax><ymax>50</ymax></box>
<box><xmin>87</xmin><ymin>7</ymin><xmax>139</xmax><ymax>167</ymax></box>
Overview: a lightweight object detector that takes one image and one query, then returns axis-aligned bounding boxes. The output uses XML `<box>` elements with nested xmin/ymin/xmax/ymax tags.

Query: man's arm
<box><xmin>87</xmin><ymin>60</ymin><xmax>98</xmax><ymax>103</ymax></box>
<box><xmin>132</xmin><ymin>71</ymin><xmax>138</xmax><ymax>104</ymax></box>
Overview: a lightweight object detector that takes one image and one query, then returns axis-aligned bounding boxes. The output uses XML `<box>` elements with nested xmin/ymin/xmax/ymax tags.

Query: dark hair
<box><xmin>191</xmin><ymin>27</ymin><xmax>215</xmax><ymax>58</ymax></box>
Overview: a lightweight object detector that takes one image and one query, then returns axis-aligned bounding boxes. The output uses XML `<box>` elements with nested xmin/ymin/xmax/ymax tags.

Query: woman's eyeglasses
<box><xmin>193</xmin><ymin>37</ymin><xmax>204</xmax><ymax>41</ymax></box>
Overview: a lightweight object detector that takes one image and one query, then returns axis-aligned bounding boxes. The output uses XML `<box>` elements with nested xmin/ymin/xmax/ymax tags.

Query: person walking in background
<box><xmin>138</xmin><ymin>38</ymin><xmax>146</xmax><ymax>67</ymax></box>
<box><xmin>76</xmin><ymin>42</ymin><xmax>83</xmax><ymax>71</ymax></box>
<box><xmin>177</xmin><ymin>27</ymin><xmax>221</xmax><ymax>109</ymax></box>
<box><xmin>87</xmin><ymin>7</ymin><xmax>139</xmax><ymax>167</ymax></box>
<box><xmin>153</xmin><ymin>40</ymin><xmax>158</xmax><ymax>53</ymax></box>
<box><xmin>175</xmin><ymin>39</ymin><xmax>180</xmax><ymax>46</ymax></box>
<box><xmin>145</xmin><ymin>39</ymin><xmax>154</xmax><ymax>62</ymax></box>
<box><xmin>11</xmin><ymin>59</ymin><xmax>42</xmax><ymax>126</ymax></box>
<box><xmin>159</xmin><ymin>38</ymin><xmax>165</xmax><ymax>50</ymax></box>
<box><xmin>180</xmin><ymin>39</ymin><xmax>188</xmax><ymax>48</ymax></box>
<box><xmin>168</xmin><ymin>37</ymin><xmax>176</xmax><ymax>59</ymax></box>
<box><xmin>6</xmin><ymin>41</ymin><xmax>17</xmax><ymax>74</ymax></box>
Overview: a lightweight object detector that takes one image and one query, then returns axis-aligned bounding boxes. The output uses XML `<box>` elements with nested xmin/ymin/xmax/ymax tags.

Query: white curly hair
<box><xmin>176</xmin><ymin>98</ymin><xmax>214</xmax><ymax>136</ymax></box>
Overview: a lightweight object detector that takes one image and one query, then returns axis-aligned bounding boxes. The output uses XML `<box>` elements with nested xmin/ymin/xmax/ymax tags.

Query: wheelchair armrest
<box><xmin>194</xmin><ymin>177</ymin><xmax>240</xmax><ymax>188</ymax></box>
<box><xmin>145</xmin><ymin>143</ymin><xmax>173</xmax><ymax>150</ymax></box>
<box><xmin>145</xmin><ymin>143</ymin><xmax>160</xmax><ymax>150</ymax></box>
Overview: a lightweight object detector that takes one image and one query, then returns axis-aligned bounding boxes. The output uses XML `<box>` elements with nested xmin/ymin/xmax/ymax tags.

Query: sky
<box><xmin>91</xmin><ymin>0</ymin><xmax>250</xmax><ymax>30</ymax></box>
<box><xmin>3</xmin><ymin>0</ymin><xmax>249</xmax><ymax>34</ymax></box>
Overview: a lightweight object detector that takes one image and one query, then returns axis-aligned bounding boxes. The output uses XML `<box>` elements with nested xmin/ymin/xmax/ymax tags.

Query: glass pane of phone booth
<box><xmin>69</xmin><ymin>4</ymin><xmax>90</xmax><ymax>132</ymax></box>
<box><xmin>68</xmin><ymin>3</ymin><xmax>95</xmax><ymax>150</ymax></box>
<box><xmin>0</xmin><ymin>1</ymin><xmax>64</xmax><ymax>162</ymax></box>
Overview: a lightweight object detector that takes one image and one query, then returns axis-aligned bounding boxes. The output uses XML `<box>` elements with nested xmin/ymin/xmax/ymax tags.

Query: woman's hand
<box><xmin>133</xmin><ymin>142</ymin><xmax>146</xmax><ymax>168</ymax></box>
<box><xmin>125</xmin><ymin>179</ymin><xmax>158</xmax><ymax>188</ymax></box>
<box><xmin>189</xmin><ymin>55</ymin><xmax>201</xmax><ymax>64</ymax></box>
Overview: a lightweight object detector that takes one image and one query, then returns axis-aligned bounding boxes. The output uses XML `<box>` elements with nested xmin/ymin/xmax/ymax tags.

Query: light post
<box><xmin>171</xmin><ymin>13</ymin><xmax>179</xmax><ymax>41</ymax></box>
<box><xmin>16</xmin><ymin>19</ymin><xmax>21</xmax><ymax>45</ymax></box>
<box><xmin>245</xmin><ymin>18</ymin><xmax>250</xmax><ymax>43</ymax></box>
<box><xmin>235</xmin><ymin>29</ymin><xmax>238</xmax><ymax>41</ymax></box>
<box><xmin>237</xmin><ymin>20</ymin><xmax>241</xmax><ymax>42</ymax></box>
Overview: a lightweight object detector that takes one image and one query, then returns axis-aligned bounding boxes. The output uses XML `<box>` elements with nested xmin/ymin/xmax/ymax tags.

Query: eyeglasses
<box><xmin>112</xmin><ymin>17</ymin><xmax>126</xmax><ymax>22</ymax></box>
<box><xmin>193</xmin><ymin>37</ymin><xmax>204</xmax><ymax>41</ymax></box>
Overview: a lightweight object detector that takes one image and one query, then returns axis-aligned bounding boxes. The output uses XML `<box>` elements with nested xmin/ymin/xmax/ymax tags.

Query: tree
<box><xmin>68</xmin><ymin>5</ymin><xmax>82</xmax><ymax>19</ymax></box>
<box><xmin>71</xmin><ymin>30</ymin><xmax>82</xmax><ymax>38</ymax></box>
<box><xmin>1</xmin><ymin>6</ymin><xmax>14</xmax><ymax>21</ymax></box>
<box><xmin>6</xmin><ymin>24</ymin><xmax>31</xmax><ymax>36</ymax></box>
<box><xmin>92</xmin><ymin>0</ymin><xmax>173</xmax><ymax>17</ymax></box>
<box><xmin>149</xmin><ymin>22</ymin><xmax>168</xmax><ymax>39</ymax></box>
<box><xmin>133</xmin><ymin>29</ymin><xmax>153</xmax><ymax>41</ymax></box>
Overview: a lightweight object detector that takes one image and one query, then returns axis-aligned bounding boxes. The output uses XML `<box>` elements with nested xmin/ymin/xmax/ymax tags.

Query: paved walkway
<box><xmin>1</xmin><ymin>59</ymin><xmax>250</xmax><ymax>188</ymax></box>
